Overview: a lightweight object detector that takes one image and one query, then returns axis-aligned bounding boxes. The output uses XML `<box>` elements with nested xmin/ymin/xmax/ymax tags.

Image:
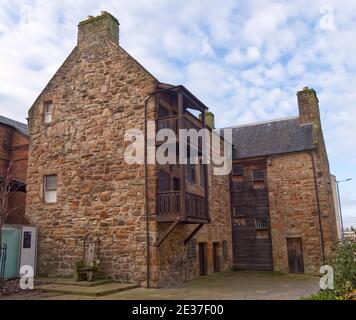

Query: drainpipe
<box><xmin>144</xmin><ymin>88</ymin><xmax>158</xmax><ymax>288</ymax></box>
<box><xmin>309</xmin><ymin>151</ymin><xmax>326</xmax><ymax>263</ymax></box>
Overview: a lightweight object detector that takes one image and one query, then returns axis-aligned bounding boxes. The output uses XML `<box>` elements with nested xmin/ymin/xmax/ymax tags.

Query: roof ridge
<box><xmin>222</xmin><ymin>115</ymin><xmax>300</xmax><ymax>129</ymax></box>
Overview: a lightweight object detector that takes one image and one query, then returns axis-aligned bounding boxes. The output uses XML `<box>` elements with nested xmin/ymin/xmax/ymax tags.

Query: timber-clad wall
<box><xmin>231</xmin><ymin>159</ymin><xmax>273</xmax><ymax>271</ymax></box>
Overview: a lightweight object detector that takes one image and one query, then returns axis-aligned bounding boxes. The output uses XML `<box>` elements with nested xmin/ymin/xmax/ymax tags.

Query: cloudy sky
<box><xmin>0</xmin><ymin>0</ymin><xmax>355</xmax><ymax>227</ymax></box>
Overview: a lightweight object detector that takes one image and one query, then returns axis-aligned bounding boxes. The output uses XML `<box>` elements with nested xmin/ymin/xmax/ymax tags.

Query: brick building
<box><xmin>0</xmin><ymin>115</ymin><xmax>29</xmax><ymax>225</ymax></box>
<box><xmin>25</xmin><ymin>12</ymin><xmax>232</xmax><ymax>287</ymax></box>
<box><xmin>25</xmin><ymin>11</ymin><xmax>339</xmax><ymax>286</ymax></box>
<box><xmin>228</xmin><ymin>87</ymin><xmax>339</xmax><ymax>275</ymax></box>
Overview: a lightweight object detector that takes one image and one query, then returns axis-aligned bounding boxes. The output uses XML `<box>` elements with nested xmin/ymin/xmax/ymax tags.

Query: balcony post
<box><xmin>178</xmin><ymin>91</ymin><xmax>186</xmax><ymax>218</ymax></box>
<box><xmin>201</xmin><ymin>110</ymin><xmax>209</xmax><ymax>220</ymax></box>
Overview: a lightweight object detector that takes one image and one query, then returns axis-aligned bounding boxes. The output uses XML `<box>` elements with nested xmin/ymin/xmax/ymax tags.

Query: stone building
<box><xmin>25</xmin><ymin>11</ymin><xmax>339</xmax><ymax>285</ymax></box>
<box><xmin>25</xmin><ymin>12</ymin><xmax>232</xmax><ymax>287</ymax></box>
<box><xmin>228</xmin><ymin>87</ymin><xmax>339</xmax><ymax>275</ymax></box>
<box><xmin>0</xmin><ymin>115</ymin><xmax>29</xmax><ymax>224</ymax></box>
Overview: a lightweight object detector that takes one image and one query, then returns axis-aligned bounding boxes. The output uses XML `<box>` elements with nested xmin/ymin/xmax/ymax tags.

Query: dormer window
<box><xmin>44</xmin><ymin>101</ymin><xmax>53</xmax><ymax>124</ymax></box>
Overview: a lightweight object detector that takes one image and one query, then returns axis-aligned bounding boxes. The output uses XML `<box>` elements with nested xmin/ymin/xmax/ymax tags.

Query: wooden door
<box><xmin>199</xmin><ymin>243</ymin><xmax>207</xmax><ymax>276</ymax></box>
<box><xmin>213</xmin><ymin>243</ymin><xmax>220</xmax><ymax>272</ymax></box>
<box><xmin>287</xmin><ymin>238</ymin><xmax>304</xmax><ymax>274</ymax></box>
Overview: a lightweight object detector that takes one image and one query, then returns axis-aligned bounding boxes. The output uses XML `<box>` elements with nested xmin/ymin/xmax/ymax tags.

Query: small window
<box><xmin>232</xmin><ymin>164</ymin><xmax>243</xmax><ymax>176</ymax></box>
<box><xmin>173</xmin><ymin>177</ymin><xmax>180</xmax><ymax>191</ymax></box>
<box><xmin>158</xmin><ymin>171</ymin><xmax>171</xmax><ymax>192</ymax></box>
<box><xmin>255</xmin><ymin>218</ymin><xmax>269</xmax><ymax>230</ymax></box>
<box><xmin>233</xmin><ymin>206</ymin><xmax>245</xmax><ymax>217</ymax></box>
<box><xmin>186</xmin><ymin>164</ymin><xmax>196</xmax><ymax>184</ymax></box>
<box><xmin>44</xmin><ymin>174</ymin><xmax>57</xmax><ymax>203</ymax></box>
<box><xmin>23</xmin><ymin>231</ymin><xmax>32</xmax><ymax>249</ymax></box>
<box><xmin>188</xmin><ymin>239</ymin><xmax>196</xmax><ymax>259</ymax></box>
<box><xmin>253</xmin><ymin>169</ymin><xmax>265</xmax><ymax>181</ymax></box>
<box><xmin>44</xmin><ymin>101</ymin><xmax>53</xmax><ymax>124</ymax></box>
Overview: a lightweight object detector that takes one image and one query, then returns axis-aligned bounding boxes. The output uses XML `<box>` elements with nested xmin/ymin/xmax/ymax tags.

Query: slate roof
<box><xmin>0</xmin><ymin>115</ymin><xmax>29</xmax><ymax>136</ymax></box>
<box><xmin>226</xmin><ymin>116</ymin><xmax>315</xmax><ymax>160</ymax></box>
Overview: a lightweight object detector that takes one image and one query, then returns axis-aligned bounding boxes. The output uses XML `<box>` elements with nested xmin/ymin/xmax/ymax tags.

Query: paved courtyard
<box><xmin>2</xmin><ymin>271</ymin><xmax>320</xmax><ymax>300</ymax></box>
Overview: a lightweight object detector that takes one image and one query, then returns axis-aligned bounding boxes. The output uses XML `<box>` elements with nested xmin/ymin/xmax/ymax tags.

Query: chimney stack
<box><xmin>297</xmin><ymin>86</ymin><xmax>320</xmax><ymax>124</ymax></box>
<box><xmin>77</xmin><ymin>11</ymin><xmax>120</xmax><ymax>47</ymax></box>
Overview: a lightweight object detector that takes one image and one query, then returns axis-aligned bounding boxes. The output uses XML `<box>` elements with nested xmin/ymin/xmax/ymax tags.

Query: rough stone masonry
<box><xmin>25</xmin><ymin>12</ymin><xmax>232</xmax><ymax>287</ymax></box>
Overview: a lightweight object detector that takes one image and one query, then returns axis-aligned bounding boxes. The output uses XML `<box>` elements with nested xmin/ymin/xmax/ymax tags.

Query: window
<box><xmin>253</xmin><ymin>169</ymin><xmax>265</xmax><ymax>181</ymax></box>
<box><xmin>44</xmin><ymin>174</ymin><xmax>57</xmax><ymax>203</ymax></box>
<box><xmin>233</xmin><ymin>206</ymin><xmax>245</xmax><ymax>217</ymax></box>
<box><xmin>23</xmin><ymin>231</ymin><xmax>32</xmax><ymax>249</ymax></box>
<box><xmin>255</xmin><ymin>218</ymin><xmax>269</xmax><ymax>230</ymax></box>
<box><xmin>186</xmin><ymin>164</ymin><xmax>196</xmax><ymax>184</ymax></box>
<box><xmin>173</xmin><ymin>177</ymin><xmax>180</xmax><ymax>191</ymax></box>
<box><xmin>158</xmin><ymin>171</ymin><xmax>171</xmax><ymax>192</ymax></box>
<box><xmin>232</xmin><ymin>164</ymin><xmax>243</xmax><ymax>176</ymax></box>
<box><xmin>187</xmin><ymin>239</ymin><xmax>196</xmax><ymax>259</ymax></box>
<box><xmin>44</xmin><ymin>101</ymin><xmax>53</xmax><ymax>124</ymax></box>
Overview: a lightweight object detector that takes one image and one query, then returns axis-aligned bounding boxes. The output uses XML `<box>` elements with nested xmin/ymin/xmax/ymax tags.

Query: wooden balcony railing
<box><xmin>185</xmin><ymin>192</ymin><xmax>207</xmax><ymax>220</ymax></box>
<box><xmin>156</xmin><ymin>116</ymin><xmax>178</xmax><ymax>133</ymax></box>
<box><xmin>157</xmin><ymin>191</ymin><xmax>181</xmax><ymax>219</ymax></box>
<box><xmin>156</xmin><ymin>115</ymin><xmax>202</xmax><ymax>134</ymax></box>
<box><xmin>157</xmin><ymin>191</ymin><xmax>208</xmax><ymax>222</ymax></box>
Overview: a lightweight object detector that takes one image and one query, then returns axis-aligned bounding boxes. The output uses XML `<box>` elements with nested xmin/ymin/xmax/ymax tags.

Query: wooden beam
<box><xmin>184</xmin><ymin>223</ymin><xmax>204</xmax><ymax>245</ymax></box>
<box><xmin>154</xmin><ymin>217</ymin><xmax>181</xmax><ymax>247</ymax></box>
<box><xmin>178</xmin><ymin>91</ymin><xmax>186</xmax><ymax>219</ymax></box>
<box><xmin>201</xmin><ymin>110</ymin><xmax>210</xmax><ymax>221</ymax></box>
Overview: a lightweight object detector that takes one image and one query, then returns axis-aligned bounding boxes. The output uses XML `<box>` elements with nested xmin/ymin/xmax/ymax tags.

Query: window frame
<box><xmin>253</xmin><ymin>169</ymin><xmax>265</xmax><ymax>182</ymax></box>
<box><xmin>255</xmin><ymin>218</ymin><xmax>269</xmax><ymax>230</ymax></box>
<box><xmin>44</xmin><ymin>174</ymin><xmax>58</xmax><ymax>203</ymax></box>
<box><xmin>44</xmin><ymin>101</ymin><xmax>53</xmax><ymax>124</ymax></box>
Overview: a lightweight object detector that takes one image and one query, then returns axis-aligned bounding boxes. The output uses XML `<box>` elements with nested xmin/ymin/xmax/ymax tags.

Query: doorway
<box><xmin>198</xmin><ymin>243</ymin><xmax>207</xmax><ymax>276</ymax></box>
<box><xmin>287</xmin><ymin>238</ymin><xmax>304</xmax><ymax>274</ymax></box>
<box><xmin>213</xmin><ymin>242</ymin><xmax>221</xmax><ymax>273</ymax></box>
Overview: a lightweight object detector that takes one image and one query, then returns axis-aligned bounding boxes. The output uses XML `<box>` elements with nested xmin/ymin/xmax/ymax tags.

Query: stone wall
<box><xmin>153</xmin><ymin>169</ymin><xmax>232</xmax><ymax>287</ymax></box>
<box><xmin>267</xmin><ymin>150</ymin><xmax>337</xmax><ymax>275</ymax></box>
<box><xmin>25</xmin><ymin>12</ymin><xmax>232</xmax><ymax>287</ymax></box>
<box><xmin>26</xmin><ymin>13</ymin><xmax>157</xmax><ymax>283</ymax></box>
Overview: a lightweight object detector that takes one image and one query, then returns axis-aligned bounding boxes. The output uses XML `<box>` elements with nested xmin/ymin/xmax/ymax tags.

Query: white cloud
<box><xmin>0</xmin><ymin>0</ymin><xmax>355</xmax><ymax>226</ymax></box>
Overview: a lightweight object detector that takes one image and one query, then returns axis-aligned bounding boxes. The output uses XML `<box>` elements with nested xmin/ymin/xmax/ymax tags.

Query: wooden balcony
<box><xmin>157</xmin><ymin>191</ymin><xmax>209</xmax><ymax>223</ymax></box>
<box><xmin>156</xmin><ymin>114</ymin><xmax>202</xmax><ymax>135</ymax></box>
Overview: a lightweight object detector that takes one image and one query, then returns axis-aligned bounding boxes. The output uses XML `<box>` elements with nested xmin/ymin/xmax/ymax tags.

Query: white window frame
<box><xmin>44</xmin><ymin>175</ymin><xmax>57</xmax><ymax>203</ymax></box>
<box><xmin>44</xmin><ymin>101</ymin><xmax>53</xmax><ymax>124</ymax></box>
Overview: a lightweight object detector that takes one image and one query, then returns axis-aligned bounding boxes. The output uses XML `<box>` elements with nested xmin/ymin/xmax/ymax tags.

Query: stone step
<box><xmin>38</xmin><ymin>277</ymin><xmax>112</xmax><ymax>287</ymax></box>
<box><xmin>36</xmin><ymin>282</ymin><xmax>139</xmax><ymax>296</ymax></box>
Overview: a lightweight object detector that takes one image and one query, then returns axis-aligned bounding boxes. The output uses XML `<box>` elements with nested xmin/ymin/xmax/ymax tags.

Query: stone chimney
<box><xmin>77</xmin><ymin>11</ymin><xmax>119</xmax><ymax>47</ymax></box>
<box><xmin>297</xmin><ymin>87</ymin><xmax>321</xmax><ymax>124</ymax></box>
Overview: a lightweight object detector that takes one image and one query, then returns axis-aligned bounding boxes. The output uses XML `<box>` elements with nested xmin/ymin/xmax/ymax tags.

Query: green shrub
<box><xmin>303</xmin><ymin>289</ymin><xmax>345</xmax><ymax>300</ymax></box>
<box><xmin>303</xmin><ymin>240</ymin><xmax>355</xmax><ymax>300</ymax></box>
<box><xmin>329</xmin><ymin>240</ymin><xmax>356</xmax><ymax>295</ymax></box>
